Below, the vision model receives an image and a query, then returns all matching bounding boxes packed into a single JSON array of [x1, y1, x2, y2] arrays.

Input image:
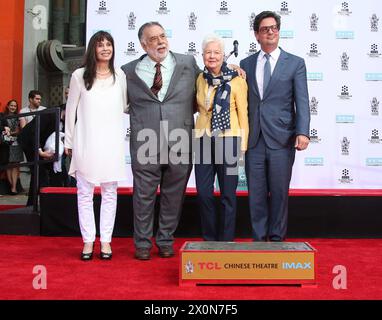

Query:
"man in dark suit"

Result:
[[240, 11, 310, 242], [121, 22, 200, 260]]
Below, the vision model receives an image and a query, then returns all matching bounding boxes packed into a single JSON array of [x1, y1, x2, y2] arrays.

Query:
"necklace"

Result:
[[96, 69, 110, 75]]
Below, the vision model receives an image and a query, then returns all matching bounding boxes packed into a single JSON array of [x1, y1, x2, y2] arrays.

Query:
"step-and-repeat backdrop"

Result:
[[87, 0, 381, 189]]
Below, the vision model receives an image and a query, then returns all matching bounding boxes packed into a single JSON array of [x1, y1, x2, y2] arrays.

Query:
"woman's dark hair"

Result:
[[4, 99, 19, 115], [253, 11, 281, 32], [82, 31, 116, 91]]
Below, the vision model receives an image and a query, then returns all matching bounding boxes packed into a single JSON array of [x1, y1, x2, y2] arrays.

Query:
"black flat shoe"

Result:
[[100, 251, 112, 260], [81, 251, 93, 261]]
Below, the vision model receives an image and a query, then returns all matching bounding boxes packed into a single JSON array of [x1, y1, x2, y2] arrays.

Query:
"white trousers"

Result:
[[76, 172, 118, 244]]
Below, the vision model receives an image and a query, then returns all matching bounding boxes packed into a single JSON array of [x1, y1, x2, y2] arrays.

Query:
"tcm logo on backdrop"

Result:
[[307, 72, 323, 81], [336, 115, 355, 123], [338, 169, 353, 184], [95, 1, 110, 15], [370, 14, 379, 32], [310, 13, 319, 31], [338, 85, 352, 99], [341, 137, 350, 156], [366, 158, 382, 166], [367, 44, 381, 58], [365, 73, 382, 81], [188, 12, 197, 30], [217, 1, 231, 15], [280, 30, 294, 39], [340, 52, 350, 71], [278, 1, 292, 16], [336, 31, 354, 39], [185, 42, 199, 57], [369, 129, 382, 144], [371, 97, 380, 116], [338, 2, 352, 16], [309, 129, 322, 144], [124, 42, 139, 56], [157, 1, 170, 15], [245, 43, 258, 56], [310, 97, 319, 115], [165, 29, 173, 39], [249, 13, 256, 31], [127, 12, 136, 30], [307, 43, 321, 57], [304, 157, 324, 166], [214, 30, 233, 39]]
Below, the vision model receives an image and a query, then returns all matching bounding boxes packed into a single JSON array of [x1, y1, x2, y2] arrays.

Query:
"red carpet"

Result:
[[0, 205, 25, 211], [0, 236, 381, 300]]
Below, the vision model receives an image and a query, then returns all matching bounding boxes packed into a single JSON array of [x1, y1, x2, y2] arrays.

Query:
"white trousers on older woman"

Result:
[[76, 172, 118, 244]]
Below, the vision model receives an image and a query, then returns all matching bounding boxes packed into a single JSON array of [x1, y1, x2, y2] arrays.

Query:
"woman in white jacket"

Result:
[[65, 31, 128, 261]]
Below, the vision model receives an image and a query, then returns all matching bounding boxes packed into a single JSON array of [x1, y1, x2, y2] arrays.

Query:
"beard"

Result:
[[146, 46, 169, 62]]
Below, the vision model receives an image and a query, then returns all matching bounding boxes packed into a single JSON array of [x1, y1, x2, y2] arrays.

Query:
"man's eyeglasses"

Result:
[[258, 25, 279, 34]]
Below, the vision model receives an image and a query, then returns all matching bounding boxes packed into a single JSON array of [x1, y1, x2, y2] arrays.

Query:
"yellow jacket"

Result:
[[195, 73, 249, 151]]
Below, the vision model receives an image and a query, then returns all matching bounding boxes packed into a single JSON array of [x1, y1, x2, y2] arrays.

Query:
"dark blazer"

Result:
[[240, 48, 310, 149], [121, 52, 200, 157], [120, 51, 201, 249]]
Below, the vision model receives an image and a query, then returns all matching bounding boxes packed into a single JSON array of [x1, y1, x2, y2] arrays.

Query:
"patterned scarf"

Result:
[[203, 62, 238, 134]]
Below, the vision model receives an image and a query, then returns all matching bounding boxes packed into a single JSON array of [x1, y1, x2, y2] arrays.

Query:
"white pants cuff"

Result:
[[76, 172, 118, 244]]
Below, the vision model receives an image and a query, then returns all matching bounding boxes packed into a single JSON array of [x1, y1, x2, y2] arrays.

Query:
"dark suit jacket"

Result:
[[240, 48, 310, 149], [121, 52, 200, 157]]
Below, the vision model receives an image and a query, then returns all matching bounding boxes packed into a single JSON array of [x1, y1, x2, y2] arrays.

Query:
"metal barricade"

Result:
[[0, 107, 61, 212]]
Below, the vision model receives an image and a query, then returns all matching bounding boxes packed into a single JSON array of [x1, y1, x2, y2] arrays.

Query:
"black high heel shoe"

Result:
[[100, 243, 112, 260], [81, 243, 94, 261], [100, 251, 112, 260], [81, 251, 93, 260]]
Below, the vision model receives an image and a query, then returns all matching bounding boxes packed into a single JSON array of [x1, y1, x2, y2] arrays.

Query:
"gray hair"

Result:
[[201, 34, 225, 53], [138, 21, 164, 43]]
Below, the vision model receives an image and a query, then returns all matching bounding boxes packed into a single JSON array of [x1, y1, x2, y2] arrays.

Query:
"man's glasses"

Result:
[[259, 25, 279, 34]]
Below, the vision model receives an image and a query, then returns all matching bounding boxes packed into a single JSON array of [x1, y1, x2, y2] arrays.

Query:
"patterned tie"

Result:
[[263, 53, 271, 97], [151, 63, 163, 97]]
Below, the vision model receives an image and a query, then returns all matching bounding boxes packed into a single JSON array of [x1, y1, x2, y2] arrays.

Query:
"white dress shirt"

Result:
[[135, 52, 176, 102], [256, 47, 281, 99]]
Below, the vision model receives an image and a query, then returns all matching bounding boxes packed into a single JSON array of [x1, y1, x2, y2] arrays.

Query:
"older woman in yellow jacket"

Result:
[[194, 34, 249, 241]]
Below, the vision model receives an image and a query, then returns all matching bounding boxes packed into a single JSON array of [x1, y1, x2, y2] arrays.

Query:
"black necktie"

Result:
[[151, 63, 162, 96]]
